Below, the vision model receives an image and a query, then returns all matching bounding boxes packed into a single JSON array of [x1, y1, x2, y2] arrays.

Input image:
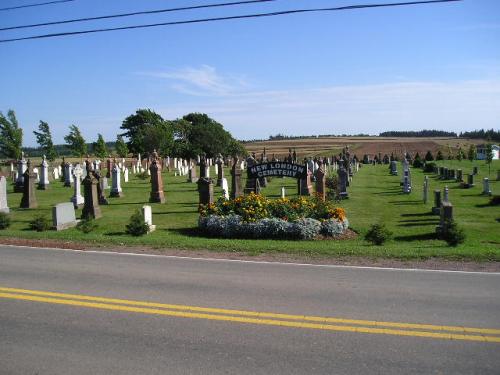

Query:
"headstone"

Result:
[[473, 166, 478, 175], [38, 155, 50, 190], [443, 186, 449, 203], [403, 175, 411, 194], [197, 177, 214, 205], [110, 162, 124, 198], [221, 178, 229, 200], [14, 154, 27, 192], [467, 173, 474, 187], [315, 161, 326, 200], [448, 169, 456, 180], [299, 170, 314, 196], [390, 160, 398, 175], [244, 155, 260, 194], [106, 157, 112, 178], [456, 169, 463, 182], [230, 157, 242, 199], [149, 151, 166, 203], [70, 163, 85, 208], [124, 168, 129, 183], [142, 205, 156, 233], [81, 161, 102, 219], [0, 176, 9, 213], [20, 160, 37, 209], [188, 167, 198, 183], [281, 187, 286, 199], [338, 167, 349, 199], [52, 202, 77, 231], [423, 176, 429, 204], [436, 201, 453, 234], [432, 190, 441, 215], [33, 167, 40, 183], [482, 178, 492, 196], [64, 163, 73, 187], [53, 168, 59, 180], [443, 167, 449, 180]]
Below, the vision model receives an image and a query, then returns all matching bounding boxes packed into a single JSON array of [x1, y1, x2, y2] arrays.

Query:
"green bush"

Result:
[[489, 195, 500, 206], [76, 218, 98, 233], [29, 214, 51, 232], [441, 219, 466, 247], [0, 212, 11, 230], [423, 162, 436, 173], [126, 210, 149, 236], [364, 223, 392, 245]]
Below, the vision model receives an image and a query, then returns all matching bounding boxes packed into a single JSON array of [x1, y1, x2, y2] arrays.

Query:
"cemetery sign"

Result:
[[247, 162, 307, 179]]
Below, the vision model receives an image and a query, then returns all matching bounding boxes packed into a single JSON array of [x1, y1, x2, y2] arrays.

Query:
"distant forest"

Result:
[[459, 129, 500, 142], [379, 130, 457, 137]]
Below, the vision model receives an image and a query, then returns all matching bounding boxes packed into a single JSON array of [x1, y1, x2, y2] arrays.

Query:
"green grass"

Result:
[[1, 160, 499, 261]]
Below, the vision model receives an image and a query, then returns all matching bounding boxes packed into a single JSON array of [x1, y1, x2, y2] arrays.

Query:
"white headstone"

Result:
[[33, 167, 40, 183], [206, 167, 210, 178], [281, 186, 286, 199], [110, 164, 123, 197], [16, 157, 27, 185], [214, 163, 219, 176], [39, 156, 50, 188], [142, 205, 156, 233], [124, 168, 129, 183], [65, 163, 73, 186], [52, 202, 77, 231], [0, 176, 9, 213], [132, 165, 137, 174], [483, 178, 491, 195], [221, 178, 229, 200], [71, 164, 84, 207]]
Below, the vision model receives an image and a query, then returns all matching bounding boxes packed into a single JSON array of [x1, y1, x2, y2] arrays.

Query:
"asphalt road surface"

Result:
[[0, 245, 499, 374]]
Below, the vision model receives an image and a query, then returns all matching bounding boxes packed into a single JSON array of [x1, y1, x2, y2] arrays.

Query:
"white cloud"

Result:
[[157, 80, 500, 139], [140, 65, 249, 96]]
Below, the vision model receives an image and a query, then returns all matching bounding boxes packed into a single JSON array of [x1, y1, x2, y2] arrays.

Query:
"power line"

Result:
[[0, 0, 462, 44], [0, 0, 75, 12], [0, 0, 278, 31]]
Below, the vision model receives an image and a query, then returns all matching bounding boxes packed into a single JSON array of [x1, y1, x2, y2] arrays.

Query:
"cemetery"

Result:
[[0, 147, 499, 261]]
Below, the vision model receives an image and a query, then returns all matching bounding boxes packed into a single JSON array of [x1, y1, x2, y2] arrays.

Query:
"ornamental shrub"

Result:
[[321, 218, 349, 237], [364, 223, 392, 245], [489, 195, 500, 206], [29, 214, 51, 232], [76, 218, 98, 233], [125, 210, 149, 236], [440, 219, 466, 247], [0, 212, 11, 230], [291, 218, 322, 240], [423, 162, 436, 173]]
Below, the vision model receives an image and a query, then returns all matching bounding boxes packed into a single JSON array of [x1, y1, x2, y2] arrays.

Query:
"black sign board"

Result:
[[247, 162, 307, 180]]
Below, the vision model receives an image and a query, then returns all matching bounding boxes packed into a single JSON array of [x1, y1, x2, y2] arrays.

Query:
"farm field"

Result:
[[1, 158, 498, 261], [244, 136, 486, 160]]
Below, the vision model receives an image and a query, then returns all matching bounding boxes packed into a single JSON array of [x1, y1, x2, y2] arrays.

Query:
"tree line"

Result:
[[459, 129, 500, 142], [379, 130, 458, 137], [0, 109, 245, 161]]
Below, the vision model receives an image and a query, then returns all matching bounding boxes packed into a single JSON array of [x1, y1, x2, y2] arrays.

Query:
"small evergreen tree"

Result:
[[467, 144, 477, 161], [485, 143, 493, 176], [456, 147, 464, 161], [436, 150, 444, 160], [93, 133, 108, 158], [64, 125, 87, 158], [413, 152, 423, 168], [447, 145, 454, 160], [33, 120, 57, 161], [424, 150, 434, 161], [115, 135, 129, 158]]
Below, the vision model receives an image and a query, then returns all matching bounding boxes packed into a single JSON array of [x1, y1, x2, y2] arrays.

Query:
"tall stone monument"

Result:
[[149, 150, 165, 203], [71, 163, 85, 208], [315, 160, 326, 201], [81, 160, 102, 219], [20, 160, 37, 209], [230, 157, 242, 199], [110, 160, 124, 198], [0, 176, 9, 213], [38, 155, 50, 190]]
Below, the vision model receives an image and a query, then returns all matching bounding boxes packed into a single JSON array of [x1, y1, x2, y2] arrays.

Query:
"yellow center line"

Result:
[[0, 287, 500, 342], [1, 292, 499, 343], [1, 286, 499, 336]]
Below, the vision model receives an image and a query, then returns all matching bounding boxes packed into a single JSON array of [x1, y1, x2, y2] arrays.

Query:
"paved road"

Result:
[[0, 245, 499, 374]]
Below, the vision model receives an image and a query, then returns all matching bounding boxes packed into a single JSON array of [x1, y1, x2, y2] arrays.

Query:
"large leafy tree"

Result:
[[142, 122, 175, 157], [93, 133, 108, 158], [0, 109, 23, 159], [173, 113, 244, 158], [64, 125, 87, 158], [115, 135, 129, 158], [120, 109, 167, 155], [33, 120, 57, 161]]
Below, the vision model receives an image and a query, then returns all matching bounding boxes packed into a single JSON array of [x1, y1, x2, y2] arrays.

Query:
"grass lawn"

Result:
[[1, 159, 499, 261]]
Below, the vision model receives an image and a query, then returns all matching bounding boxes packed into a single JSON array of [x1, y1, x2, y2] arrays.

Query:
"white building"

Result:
[[476, 144, 499, 160]]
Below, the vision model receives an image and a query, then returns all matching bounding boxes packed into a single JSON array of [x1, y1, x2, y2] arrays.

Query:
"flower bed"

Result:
[[198, 193, 349, 240]]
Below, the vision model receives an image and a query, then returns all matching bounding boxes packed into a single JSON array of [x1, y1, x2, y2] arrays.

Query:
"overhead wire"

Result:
[[0, 0, 75, 12], [0, 0, 278, 31], [0, 0, 462, 44]]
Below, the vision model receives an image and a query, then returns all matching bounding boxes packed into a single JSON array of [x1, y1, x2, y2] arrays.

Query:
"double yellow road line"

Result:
[[1, 286, 499, 343]]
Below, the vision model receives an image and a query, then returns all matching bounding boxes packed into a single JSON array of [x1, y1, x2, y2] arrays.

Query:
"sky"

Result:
[[1, 0, 499, 147]]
